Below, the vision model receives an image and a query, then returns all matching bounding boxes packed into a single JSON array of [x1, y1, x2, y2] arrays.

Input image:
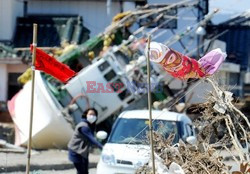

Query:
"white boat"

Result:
[[8, 71, 74, 149], [7, 46, 162, 149]]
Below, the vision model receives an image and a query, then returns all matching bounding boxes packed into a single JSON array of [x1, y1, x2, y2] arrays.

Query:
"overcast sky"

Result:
[[209, 0, 250, 24]]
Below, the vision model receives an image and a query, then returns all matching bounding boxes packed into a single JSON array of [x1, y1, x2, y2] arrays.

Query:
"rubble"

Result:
[[136, 78, 250, 174], [196, 78, 249, 162], [136, 133, 228, 174]]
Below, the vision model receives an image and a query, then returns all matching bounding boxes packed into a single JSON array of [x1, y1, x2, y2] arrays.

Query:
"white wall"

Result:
[[0, 0, 23, 40], [123, 2, 135, 12], [27, 0, 123, 37], [7, 64, 29, 73], [0, 64, 8, 101]]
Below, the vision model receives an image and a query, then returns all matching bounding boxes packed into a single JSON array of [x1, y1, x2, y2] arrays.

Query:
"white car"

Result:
[[96, 110, 196, 174]]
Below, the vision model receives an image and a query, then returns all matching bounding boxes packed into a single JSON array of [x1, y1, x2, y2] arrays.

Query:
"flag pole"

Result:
[[146, 35, 156, 174], [26, 23, 37, 174]]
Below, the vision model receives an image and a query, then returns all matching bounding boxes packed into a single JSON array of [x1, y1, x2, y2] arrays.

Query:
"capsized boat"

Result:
[[8, 1, 218, 149], [8, 71, 74, 149]]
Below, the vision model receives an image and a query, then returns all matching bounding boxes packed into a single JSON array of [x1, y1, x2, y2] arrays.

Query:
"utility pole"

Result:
[[196, 0, 209, 58], [146, 35, 156, 174]]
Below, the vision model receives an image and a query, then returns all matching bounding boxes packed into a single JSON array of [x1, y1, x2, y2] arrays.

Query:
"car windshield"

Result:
[[108, 118, 179, 145]]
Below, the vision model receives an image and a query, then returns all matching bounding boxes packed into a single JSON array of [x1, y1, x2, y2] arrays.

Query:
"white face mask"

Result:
[[87, 114, 97, 124]]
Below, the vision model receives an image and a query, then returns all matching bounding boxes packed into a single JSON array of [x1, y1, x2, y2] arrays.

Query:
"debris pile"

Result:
[[196, 78, 250, 162], [136, 133, 228, 174], [136, 78, 250, 174]]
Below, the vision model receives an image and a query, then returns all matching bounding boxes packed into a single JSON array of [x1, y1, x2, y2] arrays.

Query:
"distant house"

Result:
[[207, 10, 250, 97]]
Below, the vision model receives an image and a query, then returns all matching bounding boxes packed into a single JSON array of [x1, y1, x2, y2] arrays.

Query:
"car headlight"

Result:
[[101, 153, 116, 165]]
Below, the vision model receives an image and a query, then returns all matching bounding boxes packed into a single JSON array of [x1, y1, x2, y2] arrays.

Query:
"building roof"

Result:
[[13, 15, 90, 48], [206, 10, 250, 70], [118, 110, 191, 122], [219, 10, 250, 27], [0, 15, 90, 63], [0, 43, 17, 58], [0, 43, 23, 64]]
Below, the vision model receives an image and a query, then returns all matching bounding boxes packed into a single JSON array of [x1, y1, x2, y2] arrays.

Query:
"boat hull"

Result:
[[8, 72, 74, 149]]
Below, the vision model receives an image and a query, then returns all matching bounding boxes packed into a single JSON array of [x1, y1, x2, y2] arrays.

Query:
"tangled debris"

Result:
[[136, 133, 228, 174], [136, 78, 250, 174], [197, 78, 250, 162]]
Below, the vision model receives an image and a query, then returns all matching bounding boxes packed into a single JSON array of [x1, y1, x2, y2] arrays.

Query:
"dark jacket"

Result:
[[68, 119, 103, 159]]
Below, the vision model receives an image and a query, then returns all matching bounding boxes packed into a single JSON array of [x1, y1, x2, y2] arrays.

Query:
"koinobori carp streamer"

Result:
[[147, 42, 227, 79]]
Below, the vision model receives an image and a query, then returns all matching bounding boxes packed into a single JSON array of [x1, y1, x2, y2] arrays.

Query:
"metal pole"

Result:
[[197, 0, 201, 58], [26, 23, 37, 174], [146, 35, 156, 174]]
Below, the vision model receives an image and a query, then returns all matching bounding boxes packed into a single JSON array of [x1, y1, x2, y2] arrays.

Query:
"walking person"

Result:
[[68, 108, 103, 174]]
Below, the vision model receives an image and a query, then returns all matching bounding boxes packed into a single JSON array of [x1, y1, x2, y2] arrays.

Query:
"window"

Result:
[[118, 90, 130, 100], [8, 73, 22, 100], [98, 61, 110, 72], [104, 70, 116, 81], [109, 118, 179, 144]]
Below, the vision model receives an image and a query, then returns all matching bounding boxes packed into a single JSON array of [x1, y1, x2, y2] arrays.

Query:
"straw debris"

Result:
[[136, 78, 250, 174]]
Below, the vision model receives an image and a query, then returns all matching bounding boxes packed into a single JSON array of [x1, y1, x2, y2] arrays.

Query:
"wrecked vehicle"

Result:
[[96, 110, 196, 174]]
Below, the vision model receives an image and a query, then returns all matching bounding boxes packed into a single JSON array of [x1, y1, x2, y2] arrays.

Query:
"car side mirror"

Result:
[[186, 136, 197, 145], [96, 131, 108, 140]]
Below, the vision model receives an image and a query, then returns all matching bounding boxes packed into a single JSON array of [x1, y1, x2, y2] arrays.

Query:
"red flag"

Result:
[[30, 45, 76, 83]]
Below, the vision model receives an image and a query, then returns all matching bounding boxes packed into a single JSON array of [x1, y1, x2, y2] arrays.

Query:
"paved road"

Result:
[[0, 148, 243, 173], [0, 149, 100, 174], [6, 168, 97, 174]]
